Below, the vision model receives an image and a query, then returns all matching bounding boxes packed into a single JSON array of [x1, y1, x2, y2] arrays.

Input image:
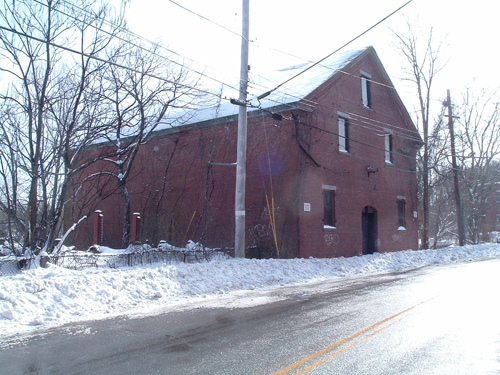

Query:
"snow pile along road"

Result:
[[0, 243, 499, 338]]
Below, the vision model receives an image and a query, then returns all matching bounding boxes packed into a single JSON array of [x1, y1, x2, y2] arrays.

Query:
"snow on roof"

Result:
[[253, 48, 366, 110], [159, 47, 367, 130], [90, 49, 369, 145]]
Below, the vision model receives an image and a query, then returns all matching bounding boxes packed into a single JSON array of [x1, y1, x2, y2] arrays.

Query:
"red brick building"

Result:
[[67, 47, 422, 258]]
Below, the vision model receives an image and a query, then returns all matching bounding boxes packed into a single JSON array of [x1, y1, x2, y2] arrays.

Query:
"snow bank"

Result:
[[0, 244, 499, 338]]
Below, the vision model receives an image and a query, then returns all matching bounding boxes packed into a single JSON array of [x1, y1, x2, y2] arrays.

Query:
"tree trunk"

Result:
[[120, 181, 131, 248]]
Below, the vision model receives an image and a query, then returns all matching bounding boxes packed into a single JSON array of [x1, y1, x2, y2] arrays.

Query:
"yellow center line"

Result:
[[294, 317, 405, 375], [271, 300, 431, 375]]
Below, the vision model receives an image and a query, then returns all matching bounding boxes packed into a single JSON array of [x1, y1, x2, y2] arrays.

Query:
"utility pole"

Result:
[[234, 0, 249, 258], [444, 89, 466, 246]]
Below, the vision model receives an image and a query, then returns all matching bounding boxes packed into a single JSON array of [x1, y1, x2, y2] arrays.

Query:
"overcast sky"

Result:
[[126, 0, 499, 116]]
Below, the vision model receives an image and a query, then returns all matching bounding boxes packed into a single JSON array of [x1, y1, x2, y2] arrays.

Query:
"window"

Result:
[[397, 197, 406, 229], [361, 71, 371, 108], [338, 114, 349, 153], [497, 214, 500, 227], [496, 190, 500, 203], [385, 131, 393, 164], [323, 185, 336, 228]]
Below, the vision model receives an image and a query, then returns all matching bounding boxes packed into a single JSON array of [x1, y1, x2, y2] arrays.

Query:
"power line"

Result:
[[266, 101, 422, 144], [253, 116, 417, 177], [167, 0, 249, 42], [260, 92, 422, 142], [256, 0, 413, 99], [343, 112, 422, 140], [0, 24, 225, 101], [248, 53, 398, 104], [243, 55, 424, 143], [34, 0, 242, 96], [45, 0, 414, 124], [248, 112, 418, 173], [2, 0, 422, 146], [157, 0, 407, 104], [293, 117, 418, 163], [250, 109, 417, 163], [252, 92, 423, 144]]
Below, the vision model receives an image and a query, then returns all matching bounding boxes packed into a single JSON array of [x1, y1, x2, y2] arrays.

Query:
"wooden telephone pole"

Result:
[[444, 90, 466, 246], [234, 0, 249, 258]]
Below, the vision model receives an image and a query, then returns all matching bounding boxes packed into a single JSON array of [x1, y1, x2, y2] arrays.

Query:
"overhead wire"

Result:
[[156, 1, 421, 143], [256, 0, 414, 98], [167, 0, 250, 42], [293, 118, 418, 163], [160, 0, 414, 108], [252, 104, 420, 165], [165, 0, 404, 119], [0, 24, 224, 101], [245, 47, 399, 112], [7, 0, 423, 146], [252, 93, 423, 144], [345, 111, 422, 140], [251, 114, 418, 174], [120, 2, 461, 172], [0, 1, 431, 182], [244, 60, 424, 143], [35, 0, 242, 97], [45, 0, 420, 140]]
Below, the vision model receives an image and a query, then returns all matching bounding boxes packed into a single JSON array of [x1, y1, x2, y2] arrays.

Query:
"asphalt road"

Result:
[[1, 258, 500, 375]]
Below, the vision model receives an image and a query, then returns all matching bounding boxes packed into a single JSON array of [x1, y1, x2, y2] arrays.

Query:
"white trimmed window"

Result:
[[361, 71, 371, 108], [338, 112, 349, 153], [385, 130, 393, 164]]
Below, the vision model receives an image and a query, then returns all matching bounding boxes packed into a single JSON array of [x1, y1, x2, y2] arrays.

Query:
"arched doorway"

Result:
[[362, 206, 377, 255]]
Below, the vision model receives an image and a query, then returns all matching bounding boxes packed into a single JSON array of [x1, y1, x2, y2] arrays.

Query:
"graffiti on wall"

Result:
[[248, 205, 280, 243], [248, 223, 273, 239], [324, 233, 340, 247]]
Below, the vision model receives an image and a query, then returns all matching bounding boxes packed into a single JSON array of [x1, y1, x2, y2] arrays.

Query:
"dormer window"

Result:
[[361, 71, 372, 108]]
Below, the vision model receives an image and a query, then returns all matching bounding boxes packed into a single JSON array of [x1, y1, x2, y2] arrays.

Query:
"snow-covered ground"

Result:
[[1, 243, 499, 339]]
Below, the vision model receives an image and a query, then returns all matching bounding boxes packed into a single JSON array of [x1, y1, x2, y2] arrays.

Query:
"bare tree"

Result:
[[0, 102, 25, 251], [422, 113, 455, 248], [428, 171, 456, 248], [417, 89, 500, 246], [455, 88, 500, 243], [0, 0, 128, 253], [393, 22, 445, 249], [98, 40, 203, 248]]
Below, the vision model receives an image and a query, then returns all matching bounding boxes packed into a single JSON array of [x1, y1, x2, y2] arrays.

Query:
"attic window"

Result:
[[361, 71, 372, 108]]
